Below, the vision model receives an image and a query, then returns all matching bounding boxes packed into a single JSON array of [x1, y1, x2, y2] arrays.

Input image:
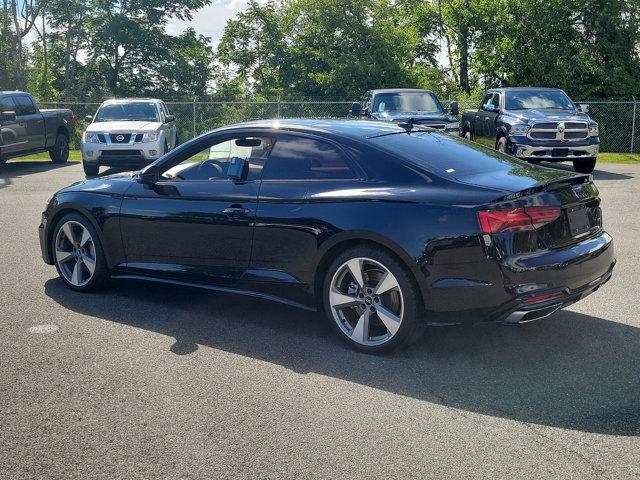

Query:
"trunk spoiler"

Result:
[[500, 173, 592, 201]]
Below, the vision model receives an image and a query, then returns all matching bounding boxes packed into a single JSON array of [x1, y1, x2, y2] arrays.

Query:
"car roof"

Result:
[[0, 90, 31, 96], [100, 98, 162, 104], [369, 88, 436, 95], [488, 87, 564, 93], [231, 118, 408, 140]]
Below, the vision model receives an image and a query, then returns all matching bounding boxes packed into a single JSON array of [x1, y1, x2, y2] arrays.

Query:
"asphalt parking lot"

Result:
[[1, 160, 639, 479]]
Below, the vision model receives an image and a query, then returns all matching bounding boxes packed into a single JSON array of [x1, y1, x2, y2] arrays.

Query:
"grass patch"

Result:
[[597, 153, 640, 164], [8, 150, 82, 162]]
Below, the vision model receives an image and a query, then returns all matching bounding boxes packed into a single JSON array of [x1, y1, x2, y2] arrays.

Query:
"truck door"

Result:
[[14, 95, 45, 151], [475, 93, 499, 147], [473, 93, 493, 145], [0, 96, 26, 156]]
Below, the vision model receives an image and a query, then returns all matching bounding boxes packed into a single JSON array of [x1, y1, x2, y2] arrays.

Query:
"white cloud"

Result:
[[165, 0, 250, 43]]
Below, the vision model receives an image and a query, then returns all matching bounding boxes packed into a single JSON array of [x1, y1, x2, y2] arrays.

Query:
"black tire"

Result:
[[323, 245, 425, 354], [51, 213, 109, 292], [496, 136, 508, 153], [49, 133, 69, 164], [83, 161, 99, 177], [163, 140, 168, 156], [175, 133, 179, 147], [573, 157, 597, 174], [463, 130, 472, 141]]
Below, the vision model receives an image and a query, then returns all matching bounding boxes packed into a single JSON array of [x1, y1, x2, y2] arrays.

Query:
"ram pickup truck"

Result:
[[0, 91, 76, 164], [461, 87, 599, 173], [350, 88, 460, 133], [81, 98, 178, 176]]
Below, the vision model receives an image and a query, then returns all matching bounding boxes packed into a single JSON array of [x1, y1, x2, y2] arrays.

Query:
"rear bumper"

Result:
[[497, 231, 615, 322]]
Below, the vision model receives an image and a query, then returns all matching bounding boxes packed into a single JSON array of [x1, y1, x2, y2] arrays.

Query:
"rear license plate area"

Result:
[[552, 148, 569, 157], [567, 204, 591, 236]]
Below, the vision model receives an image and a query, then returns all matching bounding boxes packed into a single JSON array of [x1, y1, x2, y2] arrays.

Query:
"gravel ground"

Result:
[[0, 160, 639, 479]]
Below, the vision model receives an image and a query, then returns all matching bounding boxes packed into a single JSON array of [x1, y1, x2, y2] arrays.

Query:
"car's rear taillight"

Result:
[[478, 206, 561, 234]]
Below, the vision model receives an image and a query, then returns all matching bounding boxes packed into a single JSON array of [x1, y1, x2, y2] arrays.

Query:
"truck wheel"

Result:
[[496, 136, 508, 153], [49, 133, 70, 164], [464, 131, 472, 141], [573, 158, 597, 174], [83, 161, 99, 177]]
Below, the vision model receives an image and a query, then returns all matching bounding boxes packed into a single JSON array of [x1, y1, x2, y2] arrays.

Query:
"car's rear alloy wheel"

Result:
[[53, 214, 108, 292], [324, 247, 424, 353]]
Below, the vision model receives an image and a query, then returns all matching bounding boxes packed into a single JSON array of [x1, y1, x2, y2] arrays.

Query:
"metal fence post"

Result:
[[192, 98, 197, 138], [631, 96, 637, 154], [277, 97, 281, 119]]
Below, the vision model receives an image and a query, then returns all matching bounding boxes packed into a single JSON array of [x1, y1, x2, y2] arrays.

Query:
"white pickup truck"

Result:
[[81, 98, 178, 176]]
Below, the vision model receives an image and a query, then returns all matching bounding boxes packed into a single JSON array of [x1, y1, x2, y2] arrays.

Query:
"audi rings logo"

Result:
[[115, 134, 125, 142]]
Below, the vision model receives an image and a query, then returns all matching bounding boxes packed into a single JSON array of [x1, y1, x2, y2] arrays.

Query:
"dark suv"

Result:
[[350, 89, 460, 133], [460, 88, 599, 173]]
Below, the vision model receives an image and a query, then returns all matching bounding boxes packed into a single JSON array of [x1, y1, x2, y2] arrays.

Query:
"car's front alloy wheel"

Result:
[[53, 214, 108, 291], [324, 247, 424, 353]]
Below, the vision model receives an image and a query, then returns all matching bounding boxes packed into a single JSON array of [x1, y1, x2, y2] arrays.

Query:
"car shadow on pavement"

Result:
[[538, 161, 634, 181], [0, 161, 77, 189], [45, 278, 640, 437]]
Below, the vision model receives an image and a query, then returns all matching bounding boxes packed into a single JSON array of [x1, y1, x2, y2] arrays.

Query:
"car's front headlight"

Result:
[[589, 122, 599, 137], [509, 123, 530, 136], [445, 122, 459, 130], [83, 132, 100, 144], [142, 132, 159, 142]]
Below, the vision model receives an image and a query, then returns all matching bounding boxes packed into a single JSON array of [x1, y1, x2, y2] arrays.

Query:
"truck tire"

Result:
[[83, 161, 99, 177], [496, 136, 508, 153], [49, 133, 70, 164], [573, 157, 597, 174]]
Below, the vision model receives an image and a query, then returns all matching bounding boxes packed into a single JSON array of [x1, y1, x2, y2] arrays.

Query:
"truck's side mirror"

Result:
[[350, 101, 362, 116], [84, 115, 93, 123], [482, 103, 498, 113], [449, 101, 459, 116], [578, 103, 589, 113], [1, 110, 17, 122], [164, 115, 175, 123]]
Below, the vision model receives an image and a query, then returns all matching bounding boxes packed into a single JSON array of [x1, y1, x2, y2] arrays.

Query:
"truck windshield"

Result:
[[94, 102, 158, 122], [373, 92, 442, 114], [505, 90, 575, 111]]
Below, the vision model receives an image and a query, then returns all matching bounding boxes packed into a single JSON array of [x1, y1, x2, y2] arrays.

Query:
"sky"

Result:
[[165, 0, 250, 47]]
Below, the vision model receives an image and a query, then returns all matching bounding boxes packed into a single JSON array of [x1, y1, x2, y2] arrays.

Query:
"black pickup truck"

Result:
[[350, 88, 460, 133], [0, 91, 76, 164], [460, 88, 599, 173]]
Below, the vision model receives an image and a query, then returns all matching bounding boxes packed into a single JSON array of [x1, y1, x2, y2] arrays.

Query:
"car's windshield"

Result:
[[94, 102, 158, 122], [505, 90, 575, 111], [373, 92, 442, 114]]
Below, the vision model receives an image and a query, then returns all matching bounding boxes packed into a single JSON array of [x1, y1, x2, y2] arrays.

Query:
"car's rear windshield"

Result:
[[505, 90, 575, 111], [370, 131, 529, 177], [95, 102, 158, 122]]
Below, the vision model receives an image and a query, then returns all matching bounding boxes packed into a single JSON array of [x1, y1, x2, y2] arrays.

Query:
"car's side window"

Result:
[[480, 93, 493, 110], [491, 93, 501, 109], [262, 135, 356, 181], [14, 96, 37, 116], [163, 136, 274, 182], [0, 96, 16, 113]]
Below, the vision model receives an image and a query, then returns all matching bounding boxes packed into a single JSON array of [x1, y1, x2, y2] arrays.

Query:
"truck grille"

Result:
[[108, 133, 132, 144], [529, 121, 588, 141]]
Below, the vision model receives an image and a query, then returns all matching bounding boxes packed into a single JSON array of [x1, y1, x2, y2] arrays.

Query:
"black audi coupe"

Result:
[[39, 119, 615, 353]]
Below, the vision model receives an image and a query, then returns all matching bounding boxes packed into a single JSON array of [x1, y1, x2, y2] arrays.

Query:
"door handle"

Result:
[[223, 205, 250, 216]]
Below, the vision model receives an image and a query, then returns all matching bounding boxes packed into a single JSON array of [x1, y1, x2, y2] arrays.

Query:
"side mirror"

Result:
[[1, 110, 17, 122], [227, 157, 248, 181], [136, 164, 160, 187], [449, 101, 459, 116], [164, 115, 175, 123], [483, 103, 498, 113], [84, 115, 93, 123], [350, 101, 362, 116], [578, 103, 589, 113]]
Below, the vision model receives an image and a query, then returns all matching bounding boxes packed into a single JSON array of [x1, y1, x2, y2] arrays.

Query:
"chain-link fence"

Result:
[[41, 98, 639, 153]]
